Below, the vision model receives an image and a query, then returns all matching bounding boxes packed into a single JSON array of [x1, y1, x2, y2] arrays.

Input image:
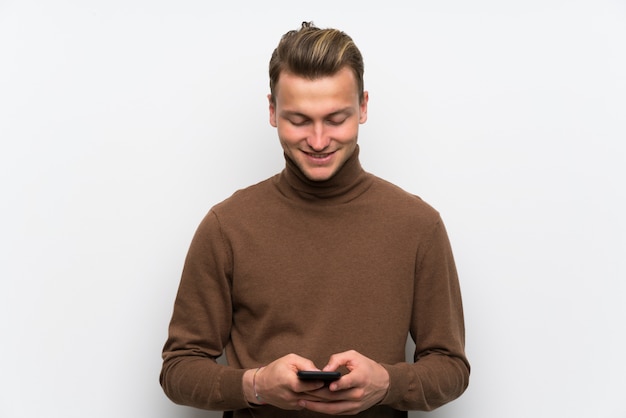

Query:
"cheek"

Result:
[[333, 124, 360, 142], [277, 125, 304, 145]]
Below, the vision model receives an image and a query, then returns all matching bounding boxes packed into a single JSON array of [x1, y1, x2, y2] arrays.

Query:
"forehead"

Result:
[[274, 67, 360, 110]]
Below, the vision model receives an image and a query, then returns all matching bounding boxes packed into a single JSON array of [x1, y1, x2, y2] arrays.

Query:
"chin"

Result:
[[302, 167, 338, 182]]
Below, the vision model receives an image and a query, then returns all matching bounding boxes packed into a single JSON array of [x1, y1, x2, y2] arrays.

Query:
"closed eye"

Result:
[[326, 118, 347, 126], [288, 118, 311, 127]]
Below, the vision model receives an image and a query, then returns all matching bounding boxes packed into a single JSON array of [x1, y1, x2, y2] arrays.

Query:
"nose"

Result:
[[306, 123, 330, 151]]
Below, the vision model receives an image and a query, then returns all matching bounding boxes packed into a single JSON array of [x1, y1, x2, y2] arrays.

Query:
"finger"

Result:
[[323, 349, 359, 372], [328, 374, 358, 392], [294, 380, 326, 394], [300, 399, 361, 415], [284, 353, 320, 372]]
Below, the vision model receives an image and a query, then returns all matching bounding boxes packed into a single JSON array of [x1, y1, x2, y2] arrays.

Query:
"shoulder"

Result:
[[367, 173, 441, 221], [208, 174, 279, 218]]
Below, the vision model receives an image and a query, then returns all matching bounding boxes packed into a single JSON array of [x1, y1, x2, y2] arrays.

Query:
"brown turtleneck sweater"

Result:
[[160, 147, 469, 417]]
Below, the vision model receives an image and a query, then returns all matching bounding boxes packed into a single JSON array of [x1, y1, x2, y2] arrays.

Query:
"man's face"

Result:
[[269, 66, 368, 182]]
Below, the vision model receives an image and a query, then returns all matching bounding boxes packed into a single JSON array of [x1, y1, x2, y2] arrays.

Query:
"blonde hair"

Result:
[[269, 22, 365, 104]]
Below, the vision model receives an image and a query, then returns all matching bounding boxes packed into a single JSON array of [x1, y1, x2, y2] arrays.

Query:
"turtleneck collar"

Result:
[[275, 145, 373, 204]]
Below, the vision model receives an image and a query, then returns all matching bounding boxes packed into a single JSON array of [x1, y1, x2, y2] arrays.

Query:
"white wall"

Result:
[[1, 1, 625, 417]]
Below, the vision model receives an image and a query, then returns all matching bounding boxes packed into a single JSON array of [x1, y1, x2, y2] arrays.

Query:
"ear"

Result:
[[359, 91, 369, 124], [268, 94, 277, 127]]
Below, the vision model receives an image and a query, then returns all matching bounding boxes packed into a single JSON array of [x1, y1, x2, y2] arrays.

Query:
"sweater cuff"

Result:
[[218, 368, 249, 409], [379, 363, 412, 406]]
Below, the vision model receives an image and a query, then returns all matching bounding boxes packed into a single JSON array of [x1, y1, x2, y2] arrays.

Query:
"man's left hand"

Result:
[[297, 350, 390, 415]]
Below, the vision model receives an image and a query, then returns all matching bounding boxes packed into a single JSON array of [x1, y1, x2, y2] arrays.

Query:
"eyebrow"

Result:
[[280, 107, 354, 119]]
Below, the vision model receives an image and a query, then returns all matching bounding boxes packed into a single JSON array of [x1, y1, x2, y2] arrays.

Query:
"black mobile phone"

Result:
[[297, 371, 341, 382]]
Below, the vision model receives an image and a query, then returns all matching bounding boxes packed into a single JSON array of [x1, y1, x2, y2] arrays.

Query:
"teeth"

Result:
[[308, 152, 330, 158]]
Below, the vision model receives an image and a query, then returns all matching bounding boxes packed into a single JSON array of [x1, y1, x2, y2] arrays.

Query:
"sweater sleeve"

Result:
[[381, 217, 470, 411], [159, 210, 249, 411]]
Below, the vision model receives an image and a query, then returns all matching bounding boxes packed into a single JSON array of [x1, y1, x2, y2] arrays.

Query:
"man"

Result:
[[160, 22, 469, 417]]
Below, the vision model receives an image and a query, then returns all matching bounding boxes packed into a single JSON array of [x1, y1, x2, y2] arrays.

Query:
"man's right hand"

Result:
[[243, 353, 326, 410]]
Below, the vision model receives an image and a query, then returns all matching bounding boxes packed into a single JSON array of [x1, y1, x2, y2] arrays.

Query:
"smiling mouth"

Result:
[[305, 151, 335, 158]]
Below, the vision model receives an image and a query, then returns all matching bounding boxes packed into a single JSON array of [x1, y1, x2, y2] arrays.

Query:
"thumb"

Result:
[[322, 350, 353, 371]]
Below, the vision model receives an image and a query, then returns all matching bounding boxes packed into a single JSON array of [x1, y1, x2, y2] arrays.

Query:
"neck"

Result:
[[277, 145, 372, 204]]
